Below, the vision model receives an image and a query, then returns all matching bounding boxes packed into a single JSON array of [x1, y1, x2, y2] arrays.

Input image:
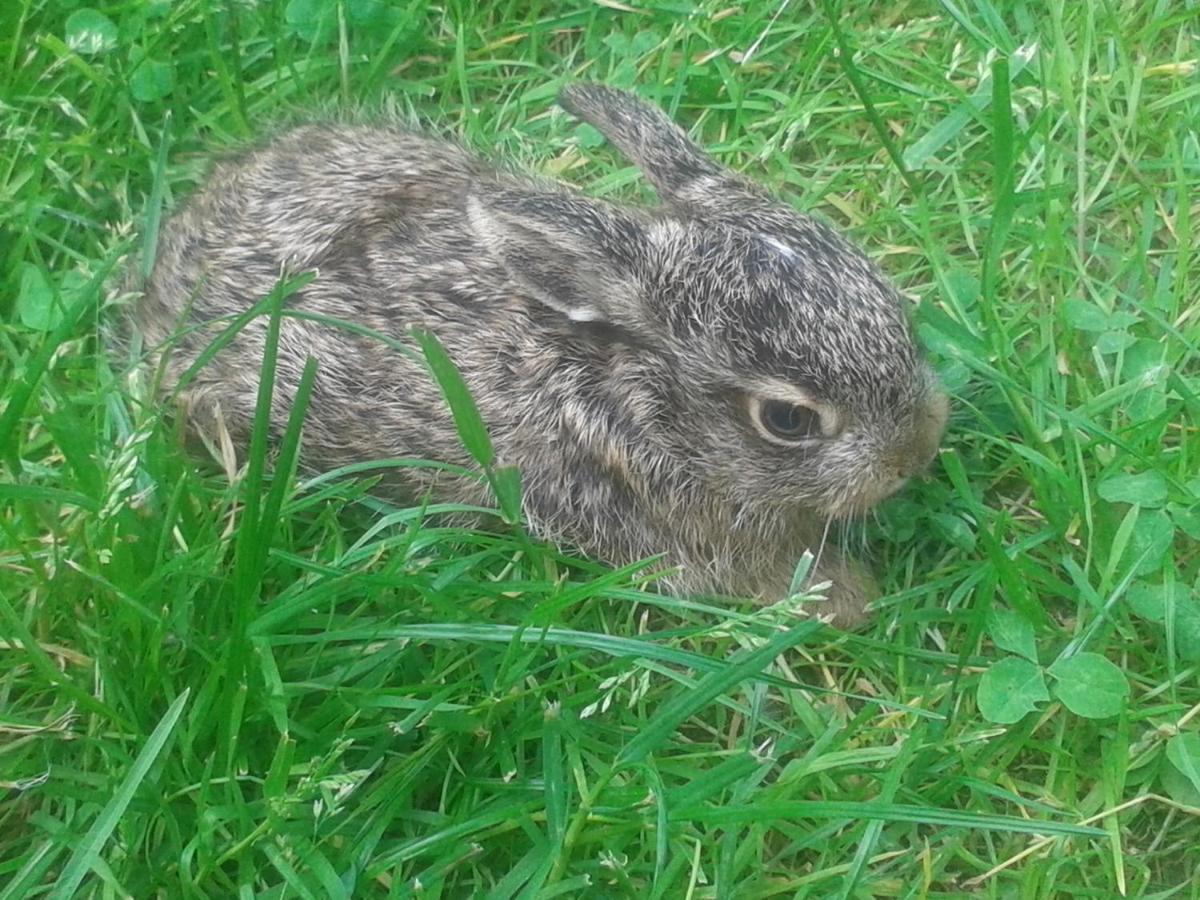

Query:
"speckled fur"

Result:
[[130, 84, 948, 627]]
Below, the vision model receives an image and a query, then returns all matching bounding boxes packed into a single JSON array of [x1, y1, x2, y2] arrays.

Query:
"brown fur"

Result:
[[128, 85, 949, 627]]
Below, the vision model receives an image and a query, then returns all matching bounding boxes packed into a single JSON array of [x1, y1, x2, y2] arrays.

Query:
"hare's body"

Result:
[[135, 86, 948, 626]]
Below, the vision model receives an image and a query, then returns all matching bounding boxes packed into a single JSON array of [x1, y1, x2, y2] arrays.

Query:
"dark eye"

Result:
[[758, 400, 823, 442]]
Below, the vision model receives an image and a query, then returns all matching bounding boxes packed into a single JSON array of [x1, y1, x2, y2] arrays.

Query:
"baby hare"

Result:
[[133, 84, 948, 626]]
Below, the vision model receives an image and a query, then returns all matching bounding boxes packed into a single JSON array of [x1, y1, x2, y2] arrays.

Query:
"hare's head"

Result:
[[468, 85, 948, 522]]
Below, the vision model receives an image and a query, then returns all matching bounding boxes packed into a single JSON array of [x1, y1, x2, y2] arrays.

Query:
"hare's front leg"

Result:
[[805, 553, 880, 629]]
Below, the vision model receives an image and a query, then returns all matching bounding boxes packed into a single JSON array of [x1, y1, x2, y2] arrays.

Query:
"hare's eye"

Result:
[[756, 399, 823, 443]]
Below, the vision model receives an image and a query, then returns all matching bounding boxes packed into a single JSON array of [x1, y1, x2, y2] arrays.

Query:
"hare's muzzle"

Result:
[[835, 388, 950, 518]]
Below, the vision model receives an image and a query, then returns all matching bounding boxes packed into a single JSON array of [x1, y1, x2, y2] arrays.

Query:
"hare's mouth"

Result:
[[825, 475, 911, 520]]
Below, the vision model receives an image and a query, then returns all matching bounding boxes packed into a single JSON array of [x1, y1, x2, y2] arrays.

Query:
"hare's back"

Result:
[[140, 126, 489, 337]]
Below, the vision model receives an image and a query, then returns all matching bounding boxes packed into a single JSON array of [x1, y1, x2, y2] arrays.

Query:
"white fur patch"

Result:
[[762, 235, 796, 259], [566, 307, 603, 322]]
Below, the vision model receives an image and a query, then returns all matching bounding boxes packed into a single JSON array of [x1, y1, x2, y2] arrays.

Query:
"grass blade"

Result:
[[47, 689, 190, 900], [616, 621, 824, 766], [672, 801, 1106, 838], [414, 327, 494, 468], [0, 251, 121, 472], [139, 112, 171, 281]]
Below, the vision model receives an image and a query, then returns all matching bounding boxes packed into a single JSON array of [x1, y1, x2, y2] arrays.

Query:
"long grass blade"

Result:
[[47, 690, 190, 900]]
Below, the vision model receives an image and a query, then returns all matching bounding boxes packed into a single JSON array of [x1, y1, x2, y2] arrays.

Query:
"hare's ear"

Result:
[[467, 191, 655, 327], [558, 83, 768, 214]]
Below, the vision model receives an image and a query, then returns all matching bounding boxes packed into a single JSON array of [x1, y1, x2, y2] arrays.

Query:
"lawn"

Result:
[[2, 0, 1199, 896]]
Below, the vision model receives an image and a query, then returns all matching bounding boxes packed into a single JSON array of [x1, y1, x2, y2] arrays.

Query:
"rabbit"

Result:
[[130, 84, 949, 628]]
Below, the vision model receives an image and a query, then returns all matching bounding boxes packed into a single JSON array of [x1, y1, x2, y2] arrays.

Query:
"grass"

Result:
[[2, 0, 1199, 895]]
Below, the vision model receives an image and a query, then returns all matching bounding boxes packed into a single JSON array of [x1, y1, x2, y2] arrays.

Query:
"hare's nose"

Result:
[[881, 392, 948, 479], [910, 390, 949, 471]]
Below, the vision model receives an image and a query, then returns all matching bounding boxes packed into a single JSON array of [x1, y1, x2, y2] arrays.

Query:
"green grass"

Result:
[[3, 0, 1199, 896]]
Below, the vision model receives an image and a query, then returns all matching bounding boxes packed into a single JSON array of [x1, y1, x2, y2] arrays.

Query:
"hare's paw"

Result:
[[808, 556, 879, 630]]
